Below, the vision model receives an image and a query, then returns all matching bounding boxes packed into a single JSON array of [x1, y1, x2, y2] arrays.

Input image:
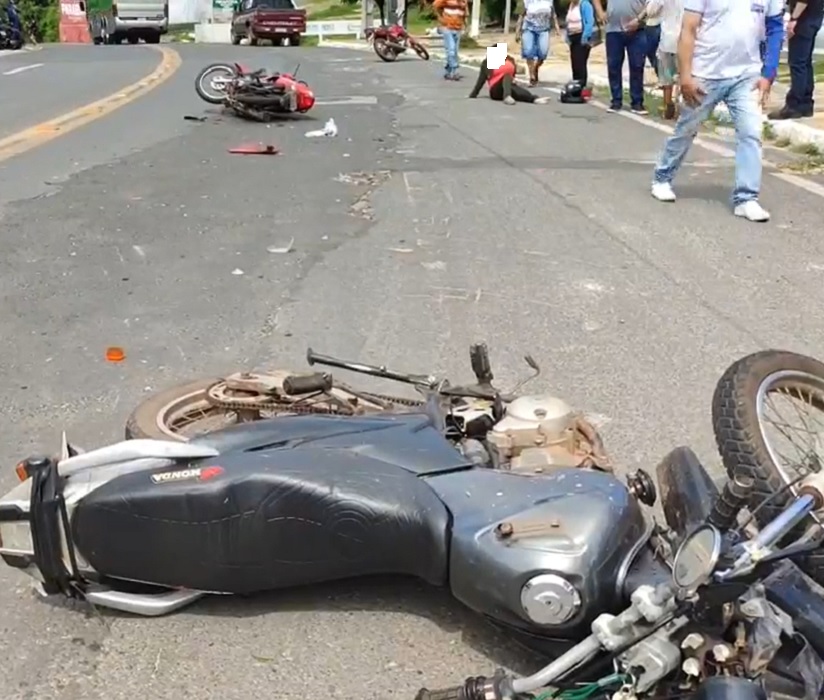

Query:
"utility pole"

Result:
[[503, 0, 511, 33], [469, 0, 480, 37]]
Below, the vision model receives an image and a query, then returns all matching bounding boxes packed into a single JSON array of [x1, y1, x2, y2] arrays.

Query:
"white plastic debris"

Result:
[[305, 118, 338, 138], [266, 237, 295, 254], [231, 268, 244, 275]]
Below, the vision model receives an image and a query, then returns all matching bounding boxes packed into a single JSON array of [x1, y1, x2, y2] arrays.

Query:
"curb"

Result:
[[319, 39, 824, 149]]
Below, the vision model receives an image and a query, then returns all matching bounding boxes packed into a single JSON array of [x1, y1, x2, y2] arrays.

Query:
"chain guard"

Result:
[[203, 377, 423, 416]]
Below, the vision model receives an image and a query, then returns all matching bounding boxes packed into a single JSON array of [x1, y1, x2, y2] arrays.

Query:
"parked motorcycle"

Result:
[[0, 0, 24, 50], [193, 61, 315, 121], [366, 22, 430, 62]]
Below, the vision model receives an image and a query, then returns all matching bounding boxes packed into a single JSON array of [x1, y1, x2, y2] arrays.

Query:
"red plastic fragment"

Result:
[[228, 143, 279, 155]]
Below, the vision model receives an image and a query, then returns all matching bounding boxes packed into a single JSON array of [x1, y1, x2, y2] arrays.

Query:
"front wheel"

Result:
[[411, 40, 429, 60], [712, 349, 824, 582], [194, 62, 237, 104]]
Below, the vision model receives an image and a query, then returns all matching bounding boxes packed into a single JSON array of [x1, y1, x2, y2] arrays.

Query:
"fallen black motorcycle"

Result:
[[2, 347, 824, 700]]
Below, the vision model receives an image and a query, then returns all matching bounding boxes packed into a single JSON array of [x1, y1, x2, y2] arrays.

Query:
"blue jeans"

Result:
[[605, 30, 647, 109], [441, 28, 462, 76], [644, 23, 660, 73], [521, 27, 550, 61], [653, 73, 763, 205], [786, 14, 824, 112]]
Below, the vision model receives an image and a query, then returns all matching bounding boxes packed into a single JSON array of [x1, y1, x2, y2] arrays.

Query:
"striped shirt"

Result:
[[434, 0, 468, 30]]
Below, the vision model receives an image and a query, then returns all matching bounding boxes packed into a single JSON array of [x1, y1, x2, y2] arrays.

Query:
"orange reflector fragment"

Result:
[[15, 462, 28, 482], [106, 346, 126, 363]]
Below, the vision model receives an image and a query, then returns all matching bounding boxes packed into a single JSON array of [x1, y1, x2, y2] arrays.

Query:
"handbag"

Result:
[[586, 26, 603, 46]]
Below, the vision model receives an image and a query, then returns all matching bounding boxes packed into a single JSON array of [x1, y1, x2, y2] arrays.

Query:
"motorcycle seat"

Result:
[[71, 431, 455, 595]]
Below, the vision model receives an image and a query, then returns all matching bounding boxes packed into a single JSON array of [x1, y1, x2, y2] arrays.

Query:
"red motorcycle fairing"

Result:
[[272, 74, 315, 112]]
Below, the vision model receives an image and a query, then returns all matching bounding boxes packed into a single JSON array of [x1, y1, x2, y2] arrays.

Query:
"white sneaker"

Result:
[[534, 96, 551, 104], [651, 182, 676, 202], [503, 96, 515, 105], [733, 200, 770, 222]]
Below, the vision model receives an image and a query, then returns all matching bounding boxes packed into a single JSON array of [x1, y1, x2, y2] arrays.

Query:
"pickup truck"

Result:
[[230, 0, 307, 46]]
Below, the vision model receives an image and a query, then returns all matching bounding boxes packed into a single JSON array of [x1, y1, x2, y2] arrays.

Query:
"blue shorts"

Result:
[[521, 27, 550, 61]]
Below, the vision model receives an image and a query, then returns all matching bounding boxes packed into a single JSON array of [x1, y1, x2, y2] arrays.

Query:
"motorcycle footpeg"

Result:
[[414, 687, 465, 700]]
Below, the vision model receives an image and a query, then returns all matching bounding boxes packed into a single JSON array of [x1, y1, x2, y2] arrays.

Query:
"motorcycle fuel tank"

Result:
[[427, 467, 649, 638]]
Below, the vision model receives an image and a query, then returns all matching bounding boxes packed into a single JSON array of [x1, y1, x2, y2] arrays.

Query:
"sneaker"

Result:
[[504, 95, 515, 105], [651, 182, 676, 202], [607, 104, 621, 113], [631, 106, 649, 116], [734, 200, 770, 222], [534, 96, 551, 104]]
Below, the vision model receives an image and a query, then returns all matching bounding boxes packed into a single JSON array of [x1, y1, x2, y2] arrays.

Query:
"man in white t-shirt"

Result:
[[649, 0, 784, 222]]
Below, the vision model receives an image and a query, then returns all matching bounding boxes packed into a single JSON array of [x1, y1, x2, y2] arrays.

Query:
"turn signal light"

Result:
[[15, 461, 28, 482]]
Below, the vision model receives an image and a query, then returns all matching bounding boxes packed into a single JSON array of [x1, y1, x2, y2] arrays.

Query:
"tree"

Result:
[[16, 0, 59, 42]]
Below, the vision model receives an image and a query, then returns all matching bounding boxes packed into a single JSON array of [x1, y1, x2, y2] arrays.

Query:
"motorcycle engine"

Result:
[[487, 394, 587, 472]]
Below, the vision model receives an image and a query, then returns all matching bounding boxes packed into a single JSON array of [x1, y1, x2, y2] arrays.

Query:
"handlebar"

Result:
[[305, 347, 517, 401]]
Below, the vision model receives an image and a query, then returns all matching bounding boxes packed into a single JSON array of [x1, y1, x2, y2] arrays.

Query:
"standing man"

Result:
[[433, 0, 468, 81], [605, 0, 650, 113], [769, 0, 823, 118], [650, 0, 784, 222]]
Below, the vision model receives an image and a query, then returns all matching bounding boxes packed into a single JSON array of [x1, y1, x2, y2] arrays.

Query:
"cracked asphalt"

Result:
[[2, 41, 824, 700]]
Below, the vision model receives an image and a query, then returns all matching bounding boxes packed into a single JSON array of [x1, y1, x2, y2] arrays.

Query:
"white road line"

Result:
[[2, 63, 43, 76]]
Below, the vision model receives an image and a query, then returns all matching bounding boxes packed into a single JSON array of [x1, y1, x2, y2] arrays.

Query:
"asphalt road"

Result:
[[2, 41, 824, 700], [0, 45, 162, 140]]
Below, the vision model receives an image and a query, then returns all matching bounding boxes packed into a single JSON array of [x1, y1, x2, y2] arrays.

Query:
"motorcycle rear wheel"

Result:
[[195, 63, 237, 104], [373, 38, 399, 62], [126, 377, 420, 442], [712, 349, 824, 583]]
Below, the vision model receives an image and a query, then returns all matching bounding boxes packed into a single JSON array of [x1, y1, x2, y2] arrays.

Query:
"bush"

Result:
[[16, 0, 59, 42]]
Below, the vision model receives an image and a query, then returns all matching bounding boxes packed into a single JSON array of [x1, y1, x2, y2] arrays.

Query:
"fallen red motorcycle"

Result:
[[366, 23, 430, 62], [194, 62, 315, 121]]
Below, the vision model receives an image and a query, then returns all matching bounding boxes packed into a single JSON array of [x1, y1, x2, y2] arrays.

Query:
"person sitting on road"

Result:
[[468, 52, 551, 104]]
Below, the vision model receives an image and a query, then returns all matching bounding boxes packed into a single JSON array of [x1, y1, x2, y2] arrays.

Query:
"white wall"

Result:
[[169, 0, 211, 25]]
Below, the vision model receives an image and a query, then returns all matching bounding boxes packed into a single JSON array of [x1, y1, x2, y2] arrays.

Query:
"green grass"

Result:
[[308, 2, 359, 19], [777, 58, 824, 82]]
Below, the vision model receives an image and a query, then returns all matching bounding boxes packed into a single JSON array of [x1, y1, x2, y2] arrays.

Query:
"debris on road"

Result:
[[228, 143, 279, 155], [266, 237, 295, 254], [231, 268, 244, 275], [305, 118, 338, 138], [184, 115, 207, 122]]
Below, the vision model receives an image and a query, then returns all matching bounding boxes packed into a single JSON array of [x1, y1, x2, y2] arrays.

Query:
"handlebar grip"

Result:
[[282, 372, 332, 396], [414, 687, 465, 700]]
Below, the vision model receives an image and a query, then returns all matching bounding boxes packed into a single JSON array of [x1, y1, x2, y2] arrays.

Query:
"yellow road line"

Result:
[[0, 45, 181, 163]]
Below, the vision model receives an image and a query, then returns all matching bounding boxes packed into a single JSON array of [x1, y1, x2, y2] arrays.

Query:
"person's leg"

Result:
[[521, 28, 538, 83], [799, 16, 823, 112], [442, 29, 457, 77], [626, 29, 647, 111], [534, 29, 549, 83], [605, 31, 625, 110], [510, 81, 538, 102], [569, 33, 584, 81], [784, 31, 813, 113], [454, 29, 463, 77], [645, 24, 660, 75], [580, 44, 590, 87], [658, 51, 677, 118], [723, 75, 769, 219], [489, 81, 505, 101], [652, 78, 724, 196]]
